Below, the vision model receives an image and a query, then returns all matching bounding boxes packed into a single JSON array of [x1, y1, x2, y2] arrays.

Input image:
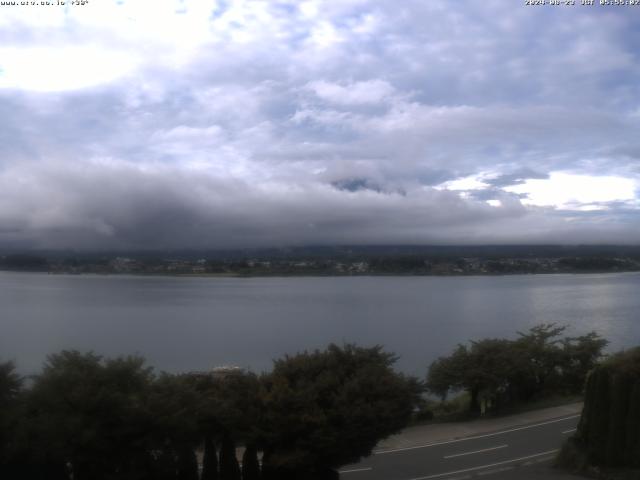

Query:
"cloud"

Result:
[[1, 158, 639, 250], [485, 169, 549, 187], [306, 80, 396, 105], [504, 173, 639, 210], [0, 46, 138, 92], [0, 0, 639, 249], [0, 159, 534, 249]]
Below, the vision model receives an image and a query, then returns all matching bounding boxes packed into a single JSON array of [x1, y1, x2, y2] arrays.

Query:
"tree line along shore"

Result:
[[2, 251, 640, 276]]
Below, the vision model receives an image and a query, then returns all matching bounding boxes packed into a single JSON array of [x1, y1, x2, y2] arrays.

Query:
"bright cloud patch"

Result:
[[504, 173, 638, 210], [0, 47, 137, 92], [437, 175, 489, 191]]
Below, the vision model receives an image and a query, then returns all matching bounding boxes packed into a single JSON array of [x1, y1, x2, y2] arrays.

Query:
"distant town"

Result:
[[2, 245, 640, 276]]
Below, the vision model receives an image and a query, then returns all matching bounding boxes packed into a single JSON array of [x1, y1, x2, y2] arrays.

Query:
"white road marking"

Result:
[[562, 428, 577, 434], [443, 444, 508, 459], [533, 456, 553, 464], [408, 449, 559, 480], [375, 415, 579, 455], [339, 467, 373, 474], [477, 466, 514, 476]]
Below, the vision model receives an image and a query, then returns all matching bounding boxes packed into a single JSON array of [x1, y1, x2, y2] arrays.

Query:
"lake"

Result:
[[1, 272, 639, 376]]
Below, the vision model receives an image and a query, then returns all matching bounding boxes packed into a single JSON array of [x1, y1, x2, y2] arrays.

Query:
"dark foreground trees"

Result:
[[260, 344, 421, 479], [0, 344, 420, 480], [0, 362, 22, 479], [22, 351, 158, 480], [426, 324, 608, 414], [558, 347, 640, 472]]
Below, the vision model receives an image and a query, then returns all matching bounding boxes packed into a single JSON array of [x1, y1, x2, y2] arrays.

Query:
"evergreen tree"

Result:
[[151, 448, 178, 480], [177, 447, 199, 480], [241, 444, 260, 480], [0, 361, 22, 478], [605, 371, 632, 465], [219, 434, 241, 480], [624, 383, 640, 467], [585, 366, 611, 464], [573, 347, 640, 469], [202, 435, 219, 480]]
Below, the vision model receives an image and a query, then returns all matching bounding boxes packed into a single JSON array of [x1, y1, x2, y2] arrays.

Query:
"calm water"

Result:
[[1, 272, 639, 376]]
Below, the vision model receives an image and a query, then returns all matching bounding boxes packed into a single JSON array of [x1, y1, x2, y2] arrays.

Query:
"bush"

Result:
[[260, 344, 421, 475], [561, 347, 640, 475]]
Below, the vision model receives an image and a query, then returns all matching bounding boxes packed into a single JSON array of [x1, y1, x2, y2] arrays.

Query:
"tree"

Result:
[[426, 345, 468, 401], [177, 447, 199, 480], [561, 332, 608, 393], [0, 361, 21, 405], [259, 344, 421, 478], [219, 434, 241, 480], [0, 362, 23, 477], [563, 347, 640, 470], [186, 368, 262, 455], [242, 444, 261, 480], [206, 370, 262, 441], [426, 325, 608, 414], [466, 339, 519, 413], [185, 368, 261, 480], [511, 323, 567, 400], [427, 340, 518, 413], [25, 351, 155, 480], [201, 435, 219, 480], [146, 373, 203, 479]]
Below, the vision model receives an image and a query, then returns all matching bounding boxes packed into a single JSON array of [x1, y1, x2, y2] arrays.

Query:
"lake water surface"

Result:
[[2, 272, 639, 376]]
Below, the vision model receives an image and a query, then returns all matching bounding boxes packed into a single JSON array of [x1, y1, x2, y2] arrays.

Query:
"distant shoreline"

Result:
[[2, 268, 639, 279], [3, 248, 640, 278]]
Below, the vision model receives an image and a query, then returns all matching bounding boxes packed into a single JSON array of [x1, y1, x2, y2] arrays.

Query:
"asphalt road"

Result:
[[339, 414, 580, 480]]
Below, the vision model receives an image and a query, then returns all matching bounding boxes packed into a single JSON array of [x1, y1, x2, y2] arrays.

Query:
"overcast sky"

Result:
[[1, 0, 639, 250]]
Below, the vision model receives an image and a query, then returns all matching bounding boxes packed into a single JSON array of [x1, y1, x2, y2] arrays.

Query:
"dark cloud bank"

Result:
[[1, 0, 640, 250]]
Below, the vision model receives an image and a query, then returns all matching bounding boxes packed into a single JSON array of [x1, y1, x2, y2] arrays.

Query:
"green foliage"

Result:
[[560, 331, 609, 393], [624, 382, 640, 466], [147, 373, 201, 447], [426, 345, 468, 400], [513, 323, 567, 396], [260, 344, 421, 474], [428, 391, 471, 419], [0, 362, 22, 476], [0, 361, 21, 406], [1, 343, 421, 478], [573, 347, 640, 469], [426, 324, 607, 414], [25, 351, 156, 480]]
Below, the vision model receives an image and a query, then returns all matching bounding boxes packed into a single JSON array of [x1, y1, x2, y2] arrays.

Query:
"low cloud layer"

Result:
[[1, 0, 639, 249]]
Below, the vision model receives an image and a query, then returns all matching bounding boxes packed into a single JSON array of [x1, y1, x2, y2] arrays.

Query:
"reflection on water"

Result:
[[1, 272, 639, 375]]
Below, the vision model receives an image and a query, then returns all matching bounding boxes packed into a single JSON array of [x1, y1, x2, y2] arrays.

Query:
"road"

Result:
[[339, 414, 580, 480]]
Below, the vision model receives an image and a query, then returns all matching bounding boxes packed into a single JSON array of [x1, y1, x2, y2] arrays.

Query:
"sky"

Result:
[[1, 0, 640, 250]]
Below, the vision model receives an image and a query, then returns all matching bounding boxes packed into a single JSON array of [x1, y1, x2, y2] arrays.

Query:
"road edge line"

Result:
[[375, 415, 579, 455], [409, 449, 559, 480]]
